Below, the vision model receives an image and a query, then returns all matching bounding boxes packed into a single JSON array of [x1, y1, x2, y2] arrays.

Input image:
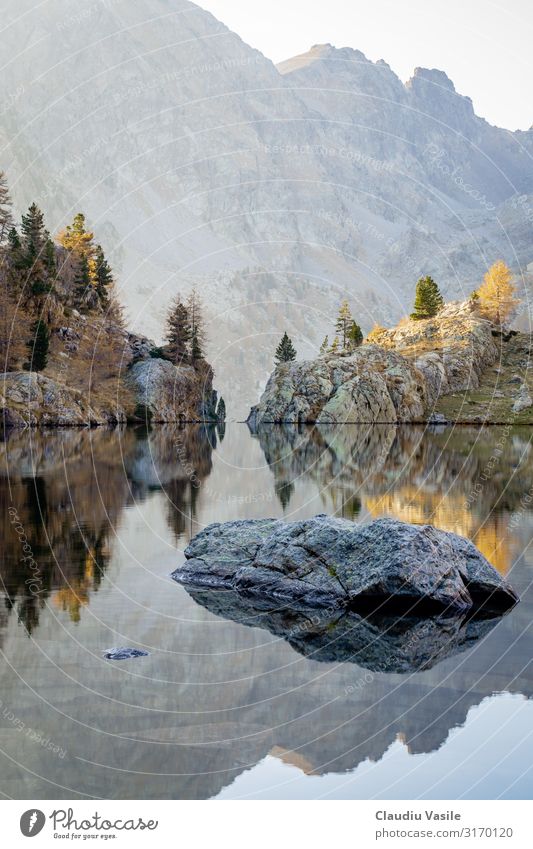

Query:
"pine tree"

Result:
[[319, 335, 329, 355], [410, 276, 443, 320], [274, 331, 297, 364], [216, 396, 226, 421], [347, 320, 363, 348], [166, 298, 191, 364], [27, 319, 49, 371], [336, 299, 353, 348], [0, 171, 13, 245], [476, 260, 519, 328], [329, 336, 340, 353]]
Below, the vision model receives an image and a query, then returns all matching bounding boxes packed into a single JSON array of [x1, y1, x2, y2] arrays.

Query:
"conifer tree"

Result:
[[476, 260, 519, 328], [335, 299, 353, 348], [74, 254, 91, 304], [190, 332, 203, 362], [319, 335, 329, 355], [44, 236, 56, 274], [20, 203, 46, 267], [410, 276, 443, 320], [347, 320, 363, 348], [216, 396, 226, 421], [166, 298, 191, 364], [329, 336, 340, 353], [186, 288, 206, 360], [0, 171, 13, 245], [93, 244, 113, 307], [274, 331, 297, 364], [27, 319, 49, 371]]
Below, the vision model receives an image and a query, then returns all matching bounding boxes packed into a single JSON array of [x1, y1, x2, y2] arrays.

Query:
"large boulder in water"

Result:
[[172, 515, 518, 613]]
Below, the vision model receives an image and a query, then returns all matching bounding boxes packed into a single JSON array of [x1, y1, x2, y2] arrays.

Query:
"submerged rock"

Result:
[[103, 647, 150, 660], [172, 515, 518, 613], [186, 587, 505, 673]]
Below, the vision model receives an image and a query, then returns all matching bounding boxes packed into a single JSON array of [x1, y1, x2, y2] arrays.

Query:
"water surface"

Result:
[[1, 423, 532, 799]]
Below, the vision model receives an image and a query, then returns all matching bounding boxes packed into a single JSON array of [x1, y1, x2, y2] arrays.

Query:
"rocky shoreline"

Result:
[[248, 301, 532, 426], [1, 323, 221, 428]]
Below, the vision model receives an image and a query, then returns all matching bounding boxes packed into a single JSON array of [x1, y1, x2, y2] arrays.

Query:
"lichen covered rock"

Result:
[[172, 515, 518, 613]]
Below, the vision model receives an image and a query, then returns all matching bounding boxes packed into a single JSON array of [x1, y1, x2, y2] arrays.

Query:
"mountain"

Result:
[[2, 0, 532, 415]]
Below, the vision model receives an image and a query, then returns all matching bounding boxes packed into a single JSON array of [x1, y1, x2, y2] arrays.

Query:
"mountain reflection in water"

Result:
[[0, 422, 532, 799]]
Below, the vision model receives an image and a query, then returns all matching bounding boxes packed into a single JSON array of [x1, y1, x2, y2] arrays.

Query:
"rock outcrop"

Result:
[[125, 359, 218, 424], [1, 325, 220, 427], [372, 300, 499, 405], [248, 301, 499, 425], [172, 515, 518, 613]]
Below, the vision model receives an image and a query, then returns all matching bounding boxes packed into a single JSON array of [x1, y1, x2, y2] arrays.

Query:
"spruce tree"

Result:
[[410, 276, 443, 320], [274, 331, 297, 364], [166, 298, 191, 364], [27, 319, 49, 371], [216, 396, 226, 421], [319, 335, 329, 355]]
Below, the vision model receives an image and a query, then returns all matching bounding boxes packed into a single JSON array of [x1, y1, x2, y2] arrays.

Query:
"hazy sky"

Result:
[[199, 0, 532, 131]]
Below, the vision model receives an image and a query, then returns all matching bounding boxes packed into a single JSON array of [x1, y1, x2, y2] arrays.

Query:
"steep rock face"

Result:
[[126, 359, 218, 423], [371, 300, 499, 404], [172, 515, 518, 612], [249, 301, 499, 423]]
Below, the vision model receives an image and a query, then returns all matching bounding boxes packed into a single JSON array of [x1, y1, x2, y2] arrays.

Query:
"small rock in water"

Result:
[[103, 647, 150, 660]]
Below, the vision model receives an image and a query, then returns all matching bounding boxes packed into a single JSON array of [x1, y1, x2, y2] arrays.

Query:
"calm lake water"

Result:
[[1, 422, 533, 800]]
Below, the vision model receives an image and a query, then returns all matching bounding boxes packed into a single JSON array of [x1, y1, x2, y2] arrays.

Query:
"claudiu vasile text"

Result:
[[376, 811, 461, 821]]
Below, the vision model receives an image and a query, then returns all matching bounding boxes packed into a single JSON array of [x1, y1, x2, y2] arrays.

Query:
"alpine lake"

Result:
[[1, 422, 532, 800]]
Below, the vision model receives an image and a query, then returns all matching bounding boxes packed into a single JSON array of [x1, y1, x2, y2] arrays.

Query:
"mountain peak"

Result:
[[277, 43, 369, 75], [407, 67, 456, 92]]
